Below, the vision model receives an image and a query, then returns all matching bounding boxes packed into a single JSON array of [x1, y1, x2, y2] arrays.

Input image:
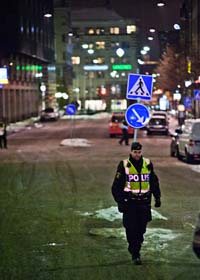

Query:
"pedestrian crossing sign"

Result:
[[126, 74, 153, 100], [194, 90, 200, 101]]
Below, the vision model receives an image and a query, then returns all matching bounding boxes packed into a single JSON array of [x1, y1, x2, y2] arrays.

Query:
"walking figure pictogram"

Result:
[[126, 74, 153, 101], [135, 78, 144, 95]]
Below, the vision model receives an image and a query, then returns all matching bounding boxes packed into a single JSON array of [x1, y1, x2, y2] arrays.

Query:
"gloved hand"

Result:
[[155, 198, 161, 208], [117, 201, 128, 213]]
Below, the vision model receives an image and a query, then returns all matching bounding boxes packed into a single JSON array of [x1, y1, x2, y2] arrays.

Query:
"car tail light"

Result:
[[188, 139, 194, 146]]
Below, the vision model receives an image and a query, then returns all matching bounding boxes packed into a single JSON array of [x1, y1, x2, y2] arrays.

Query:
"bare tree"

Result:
[[155, 45, 187, 92]]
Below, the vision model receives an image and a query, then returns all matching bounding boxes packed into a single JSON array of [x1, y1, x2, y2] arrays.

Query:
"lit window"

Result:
[[92, 58, 105, 64], [71, 57, 80, 64], [126, 25, 136, 34], [96, 42, 105, 49], [82, 44, 88, 49], [88, 28, 94, 34], [110, 58, 115, 63], [110, 27, 119, 34], [96, 28, 105, 34], [111, 42, 120, 48]]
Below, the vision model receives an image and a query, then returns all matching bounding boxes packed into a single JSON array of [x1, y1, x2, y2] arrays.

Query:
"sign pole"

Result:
[[125, 73, 152, 141], [133, 128, 138, 142], [133, 98, 140, 142], [66, 104, 77, 141]]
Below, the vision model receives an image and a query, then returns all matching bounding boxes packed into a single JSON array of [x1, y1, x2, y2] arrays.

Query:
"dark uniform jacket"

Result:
[[112, 155, 161, 213], [193, 213, 200, 258]]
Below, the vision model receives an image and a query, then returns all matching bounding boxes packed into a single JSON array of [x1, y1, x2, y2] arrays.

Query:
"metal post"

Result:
[[132, 98, 141, 142], [70, 114, 75, 141], [133, 128, 138, 142]]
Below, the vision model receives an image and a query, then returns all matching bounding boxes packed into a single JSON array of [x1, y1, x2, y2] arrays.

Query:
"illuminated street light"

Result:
[[149, 28, 156, 33], [157, 2, 165, 7], [116, 48, 125, 57], [174, 24, 181, 30], [88, 49, 94, 54], [82, 44, 88, 49], [137, 59, 144, 65], [148, 36, 154, 41], [143, 46, 150, 52], [141, 50, 147, 55], [68, 31, 73, 37], [44, 13, 52, 18], [40, 83, 46, 110]]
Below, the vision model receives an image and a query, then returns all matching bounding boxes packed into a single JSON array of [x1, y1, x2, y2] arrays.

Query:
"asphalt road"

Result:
[[0, 115, 200, 279]]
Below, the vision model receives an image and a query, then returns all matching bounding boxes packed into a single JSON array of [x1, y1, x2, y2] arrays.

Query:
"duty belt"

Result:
[[131, 192, 150, 201]]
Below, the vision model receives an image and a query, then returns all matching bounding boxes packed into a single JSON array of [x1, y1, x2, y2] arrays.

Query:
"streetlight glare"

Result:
[[174, 24, 181, 30], [44, 13, 52, 18], [116, 48, 125, 57], [143, 46, 150, 51], [141, 50, 147, 55], [157, 2, 165, 7], [87, 49, 94, 54]]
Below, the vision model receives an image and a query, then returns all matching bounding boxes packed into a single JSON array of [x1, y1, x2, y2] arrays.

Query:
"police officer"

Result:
[[193, 213, 200, 259], [111, 142, 161, 265], [0, 118, 7, 149]]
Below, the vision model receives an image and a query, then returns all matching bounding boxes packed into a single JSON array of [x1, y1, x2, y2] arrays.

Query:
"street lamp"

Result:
[[40, 83, 46, 110], [44, 13, 52, 18], [157, 2, 165, 7], [116, 48, 125, 57]]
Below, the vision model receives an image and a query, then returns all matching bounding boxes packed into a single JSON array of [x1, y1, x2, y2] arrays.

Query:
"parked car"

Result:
[[151, 110, 168, 117], [109, 112, 134, 138], [40, 107, 59, 121], [170, 119, 200, 163], [146, 115, 169, 135], [151, 111, 170, 123]]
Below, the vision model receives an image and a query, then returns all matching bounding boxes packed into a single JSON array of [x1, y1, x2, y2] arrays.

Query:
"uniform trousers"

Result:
[[122, 203, 150, 258]]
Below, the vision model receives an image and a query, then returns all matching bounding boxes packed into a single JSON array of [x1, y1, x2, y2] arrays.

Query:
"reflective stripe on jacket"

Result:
[[123, 157, 150, 194]]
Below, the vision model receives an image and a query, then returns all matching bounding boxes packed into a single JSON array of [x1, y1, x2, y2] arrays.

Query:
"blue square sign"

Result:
[[126, 74, 153, 101]]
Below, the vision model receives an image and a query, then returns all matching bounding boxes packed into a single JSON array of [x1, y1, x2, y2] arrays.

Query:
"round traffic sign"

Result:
[[125, 103, 150, 128], [66, 104, 77, 115]]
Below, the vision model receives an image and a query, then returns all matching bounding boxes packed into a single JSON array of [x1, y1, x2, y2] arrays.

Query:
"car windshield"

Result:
[[111, 116, 124, 123], [44, 108, 54, 113], [149, 118, 166, 125], [192, 123, 200, 137]]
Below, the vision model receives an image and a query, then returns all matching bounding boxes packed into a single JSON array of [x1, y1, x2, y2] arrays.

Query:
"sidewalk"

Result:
[[7, 117, 41, 135]]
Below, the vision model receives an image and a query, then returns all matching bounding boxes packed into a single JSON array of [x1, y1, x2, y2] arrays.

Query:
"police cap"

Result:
[[131, 142, 142, 151]]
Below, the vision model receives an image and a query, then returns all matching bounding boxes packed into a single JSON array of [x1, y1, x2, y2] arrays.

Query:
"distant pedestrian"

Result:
[[119, 120, 129, 146], [193, 213, 200, 259], [177, 110, 186, 126], [112, 142, 161, 265], [0, 118, 7, 149]]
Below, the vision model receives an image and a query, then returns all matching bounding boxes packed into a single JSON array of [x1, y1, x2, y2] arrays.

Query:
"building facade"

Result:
[[0, 0, 55, 122], [54, 0, 73, 108], [70, 7, 138, 111], [180, 0, 200, 116]]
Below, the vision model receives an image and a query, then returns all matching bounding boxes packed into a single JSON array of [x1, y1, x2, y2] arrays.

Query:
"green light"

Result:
[[112, 64, 132, 70], [15, 65, 43, 71]]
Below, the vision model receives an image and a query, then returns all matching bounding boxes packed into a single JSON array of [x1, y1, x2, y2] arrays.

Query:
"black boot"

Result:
[[132, 256, 142, 265]]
